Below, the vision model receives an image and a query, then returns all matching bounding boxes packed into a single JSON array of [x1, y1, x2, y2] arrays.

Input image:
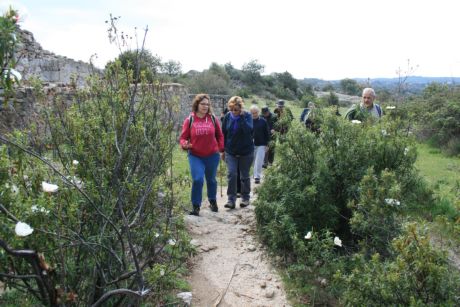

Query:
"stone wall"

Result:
[[14, 28, 98, 87]]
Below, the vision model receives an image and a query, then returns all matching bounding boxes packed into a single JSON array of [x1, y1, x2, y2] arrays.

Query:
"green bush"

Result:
[[337, 223, 460, 306], [256, 112, 423, 252], [0, 18, 192, 306]]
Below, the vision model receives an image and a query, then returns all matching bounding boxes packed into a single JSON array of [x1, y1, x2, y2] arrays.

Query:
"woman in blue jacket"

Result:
[[221, 96, 254, 209]]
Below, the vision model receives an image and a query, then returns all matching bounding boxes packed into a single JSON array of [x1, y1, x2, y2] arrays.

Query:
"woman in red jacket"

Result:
[[179, 94, 224, 216]]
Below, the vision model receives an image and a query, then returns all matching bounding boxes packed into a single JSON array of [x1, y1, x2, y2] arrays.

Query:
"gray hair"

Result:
[[250, 105, 260, 113], [362, 88, 376, 97]]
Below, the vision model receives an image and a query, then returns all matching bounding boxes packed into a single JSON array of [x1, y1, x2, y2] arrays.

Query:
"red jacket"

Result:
[[179, 112, 224, 157]]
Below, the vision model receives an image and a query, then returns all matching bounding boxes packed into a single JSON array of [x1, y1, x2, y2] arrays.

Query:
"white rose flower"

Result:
[[31, 205, 50, 214], [160, 269, 165, 276], [335, 139, 340, 146], [304, 231, 312, 240], [155, 233, 160, 238], [381, 129, 388, 136], [386, 106, 396, 110], [42, 181, 58, 193], [404, 147, 409, 156], [11, 184, 19, 194], [385, 198, 401, 206], [168, 238, 176, 246], [351, 120, 361, 124], [334, 236, 342, 247], [72, 160, 79, 166], [15, 221, 34, 237]]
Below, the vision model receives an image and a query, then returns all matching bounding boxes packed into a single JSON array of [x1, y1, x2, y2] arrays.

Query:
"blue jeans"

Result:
[[188, 152, 220, 207], [225, 152, 254, 204]]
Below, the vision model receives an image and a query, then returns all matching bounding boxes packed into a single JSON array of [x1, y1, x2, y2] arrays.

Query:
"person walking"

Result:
[[250, 105, 270, 184], [180, 94, 224, 216], [345, 88, 383, 121], [221, 96, 254, 209], [261, 106, 277, 168]]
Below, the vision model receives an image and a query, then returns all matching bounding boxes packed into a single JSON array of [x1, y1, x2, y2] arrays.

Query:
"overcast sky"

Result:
[[3, 0, 460, 80]]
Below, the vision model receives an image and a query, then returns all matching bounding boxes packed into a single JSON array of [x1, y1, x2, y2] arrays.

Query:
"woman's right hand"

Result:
[[181, 141, 192, 150]]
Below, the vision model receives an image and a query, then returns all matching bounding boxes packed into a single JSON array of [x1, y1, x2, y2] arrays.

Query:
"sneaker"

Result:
[[189, 206, 200, 216], [254, 178, 260, 184], [224, 202, 236, 209], [209, 199, 218, 212], [240, 199, 250, 208], [236, 193, 241, 198]]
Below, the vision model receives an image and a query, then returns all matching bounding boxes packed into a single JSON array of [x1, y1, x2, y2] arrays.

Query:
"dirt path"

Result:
[[185, 182, 291, 307]]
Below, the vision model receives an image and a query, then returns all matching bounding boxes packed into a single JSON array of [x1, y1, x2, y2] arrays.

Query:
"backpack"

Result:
[[375, 104, 382, 117], [300, 108, 310, 122]]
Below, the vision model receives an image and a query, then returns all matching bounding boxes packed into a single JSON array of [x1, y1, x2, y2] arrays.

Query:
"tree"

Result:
[[340, 78, 361, 96], [106, 49, 162, 82], [241, 59, 264, 89], [162, 59, 182, 78]]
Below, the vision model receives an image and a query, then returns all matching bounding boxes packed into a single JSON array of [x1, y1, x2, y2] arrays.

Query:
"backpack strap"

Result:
[[376, 104, 382, 117], [188, 114, 217, 132]]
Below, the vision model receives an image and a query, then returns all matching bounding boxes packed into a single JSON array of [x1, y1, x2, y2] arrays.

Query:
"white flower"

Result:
[[381, 129, 388, 136], [72, 160, 79, 166], [404, 147, 409, 156], [42, 181, 58, 193], [15, 222, 34, 237], [168, 238, 176, 246], [160, 269, 165, 276], [31, 205, 50, 214], [351, 120, 362, 124], [386, 106, 396, 110], [155, 232, 160, 238], [335, 139, 340, 146], [385, 198, 401, 206], [304, 231, 312, 240], [334, 236, 342, 247], [8, 68, 22, 81], [11, 184, 19, 194]]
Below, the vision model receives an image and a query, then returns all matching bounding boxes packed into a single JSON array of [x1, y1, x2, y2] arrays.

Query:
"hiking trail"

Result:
[[185, 181, 291, 306]]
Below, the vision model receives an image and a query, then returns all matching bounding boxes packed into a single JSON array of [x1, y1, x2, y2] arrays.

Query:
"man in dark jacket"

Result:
[[261, 106, 276, 168]]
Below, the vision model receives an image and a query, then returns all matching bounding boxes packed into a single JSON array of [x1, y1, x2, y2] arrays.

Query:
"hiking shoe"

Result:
[[240, 199, 250, 208], [209, 199, 218, 212], [224, 202, 235, 209], [254, 178, 260, 184], [189, 206, 200, 216], [236, 193, 241, 198]]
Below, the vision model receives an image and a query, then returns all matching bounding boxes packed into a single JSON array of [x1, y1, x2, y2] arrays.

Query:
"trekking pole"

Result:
[[219, 159, 223, 197]]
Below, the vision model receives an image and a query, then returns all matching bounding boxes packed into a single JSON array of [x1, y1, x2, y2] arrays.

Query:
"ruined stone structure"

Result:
[[14, 28, 98, 87]]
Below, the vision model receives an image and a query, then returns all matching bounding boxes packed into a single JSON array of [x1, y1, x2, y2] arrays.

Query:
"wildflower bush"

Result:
[[254, 110, 450, 303], [0, 16, 192, 306], [337, 223, 460, 306]]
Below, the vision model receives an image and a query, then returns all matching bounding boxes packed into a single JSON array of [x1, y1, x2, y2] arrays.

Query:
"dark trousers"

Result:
[[264, 146, 275, 166]]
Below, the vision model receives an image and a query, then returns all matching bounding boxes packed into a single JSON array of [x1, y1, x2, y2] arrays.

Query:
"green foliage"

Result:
[[339, 78, 362, 96], [185, 66, 231, 94], [338, 223, 460, 306], [409, 83, 460, 155], [0, 7, 21, 102], [0, 18, 191, 306], [255, 111, 437, 302]]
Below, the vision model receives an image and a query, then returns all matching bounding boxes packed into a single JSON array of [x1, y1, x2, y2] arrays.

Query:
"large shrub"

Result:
[[255, 111, 425, 253], [337, 223, 460, 306], [0, 18, 192, 306]]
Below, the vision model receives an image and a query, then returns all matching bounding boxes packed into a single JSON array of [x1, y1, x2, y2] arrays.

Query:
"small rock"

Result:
[[264, 290, 275, 299], [190, 239, 201, 247], [247, 245, 257, 252], [260, 281, 267, 288], [176, 292, 192, 305]]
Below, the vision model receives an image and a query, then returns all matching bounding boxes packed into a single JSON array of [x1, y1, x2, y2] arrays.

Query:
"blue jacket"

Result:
[[222, 111, 254, 156], [253, 117, 270, 146]]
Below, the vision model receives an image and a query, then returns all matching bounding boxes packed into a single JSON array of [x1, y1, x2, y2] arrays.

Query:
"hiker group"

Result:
[[179, 88, 382, 216]]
